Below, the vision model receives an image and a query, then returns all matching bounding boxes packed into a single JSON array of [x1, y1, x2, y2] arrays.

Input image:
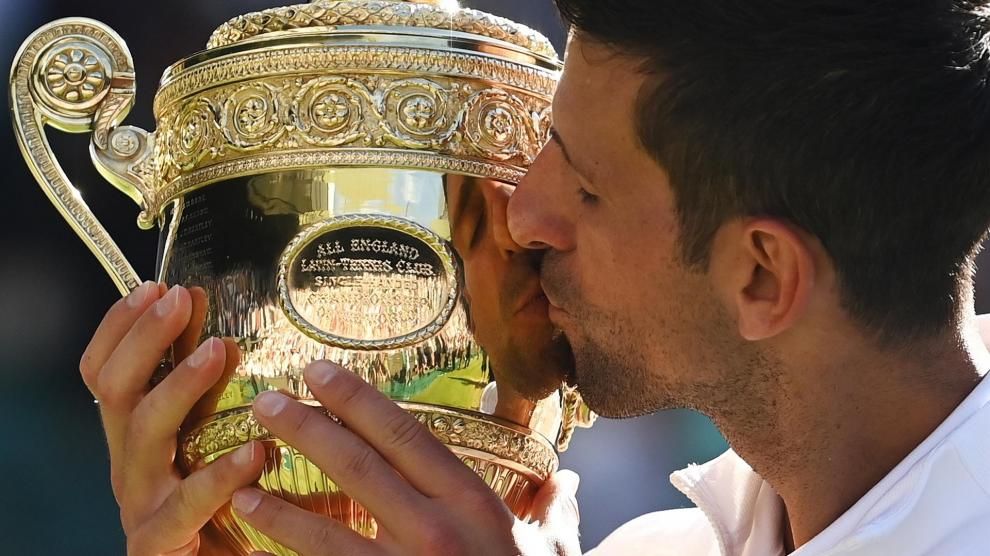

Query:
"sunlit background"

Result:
[[3, 0, 983, 553]]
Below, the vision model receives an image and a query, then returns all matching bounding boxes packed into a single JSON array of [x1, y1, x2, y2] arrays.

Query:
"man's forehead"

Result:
[[558, 35, 644, 114], [555, 35, 648, 178]]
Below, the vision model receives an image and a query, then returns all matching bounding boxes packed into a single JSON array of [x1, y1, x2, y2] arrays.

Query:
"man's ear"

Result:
[[711, 218, 817, 341]]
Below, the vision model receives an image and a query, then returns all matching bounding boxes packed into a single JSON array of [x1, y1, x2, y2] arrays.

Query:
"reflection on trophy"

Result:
[[11, 0, 595, 553]]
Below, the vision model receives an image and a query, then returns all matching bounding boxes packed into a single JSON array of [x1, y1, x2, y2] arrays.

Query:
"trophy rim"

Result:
[[158, 25, 562, 92], [180, 401, 560, 482]]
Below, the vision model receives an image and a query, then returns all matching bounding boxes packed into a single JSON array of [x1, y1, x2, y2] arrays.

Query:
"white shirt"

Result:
[[588, 374, 990, 556]]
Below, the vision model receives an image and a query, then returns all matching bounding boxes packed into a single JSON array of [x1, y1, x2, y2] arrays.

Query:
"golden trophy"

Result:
[[11, 1, 594, 553]]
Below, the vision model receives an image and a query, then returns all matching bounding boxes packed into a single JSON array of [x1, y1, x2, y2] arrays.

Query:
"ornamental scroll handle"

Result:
[[10, 18, 156, 296]]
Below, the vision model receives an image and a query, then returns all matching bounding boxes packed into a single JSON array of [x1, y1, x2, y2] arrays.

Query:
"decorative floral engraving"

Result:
[[168, 99, 218, 171], [292, 76, 370, 146], [378, 78, 457, 148], [43, 46, 109, 104], [314, 94, 350, 129], [222, 83, 285, 149], [484, 106, 514, 144], [145, 36, 558, 220], [463, 89, 534, 163], [535, 105, 553, 147], [401, 95, 435, 131], [156, 73, 548, 195], [153, 46, 558, 115]]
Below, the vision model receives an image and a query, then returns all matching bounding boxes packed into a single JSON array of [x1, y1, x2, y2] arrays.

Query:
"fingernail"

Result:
[[254, 391, 288, 417], [232, 488, 262, 514], [126, 281, 155, 309], [232, 442, 255, 466], [154, 285, 182, 318], [305, 361, 339, 387], [187, 338, 217, 369]]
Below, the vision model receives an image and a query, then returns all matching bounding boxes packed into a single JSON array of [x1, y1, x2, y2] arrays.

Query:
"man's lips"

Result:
[[541, 288, 570, 324], [539, 281, 567, 314]]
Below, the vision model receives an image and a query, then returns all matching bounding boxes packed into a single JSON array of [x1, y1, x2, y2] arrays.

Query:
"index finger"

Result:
[[79, 281, 161, 392], [302, 362, 483, 498]]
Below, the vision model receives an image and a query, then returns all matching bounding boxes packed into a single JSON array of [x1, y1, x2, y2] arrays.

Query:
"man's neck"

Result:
[[715, 322, 990, 550]]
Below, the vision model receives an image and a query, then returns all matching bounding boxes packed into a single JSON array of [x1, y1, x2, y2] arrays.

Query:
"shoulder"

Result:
[[817, 400, 990, 555], [585, 508, 720, 556]]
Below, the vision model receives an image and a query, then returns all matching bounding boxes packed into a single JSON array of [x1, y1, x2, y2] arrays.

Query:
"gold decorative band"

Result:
[[152, 68, 551, 213], [206, 0, 558, 60], [411, 404, 558, 480], [180, 402, 558, 480], [155, 45, 557, 119]]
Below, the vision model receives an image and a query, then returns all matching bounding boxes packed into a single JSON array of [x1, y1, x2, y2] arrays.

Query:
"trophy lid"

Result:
[[207, 0, 557, 60]]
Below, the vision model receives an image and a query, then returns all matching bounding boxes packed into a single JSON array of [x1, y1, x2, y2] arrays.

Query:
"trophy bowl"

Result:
[[11, 1, 594, 553]]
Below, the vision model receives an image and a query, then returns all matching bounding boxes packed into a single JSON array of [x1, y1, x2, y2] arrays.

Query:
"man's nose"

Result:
[[507, 145, 575, 252]]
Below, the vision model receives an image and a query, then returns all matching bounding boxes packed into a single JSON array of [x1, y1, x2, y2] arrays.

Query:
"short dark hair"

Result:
[[555, 0, 990, 344]]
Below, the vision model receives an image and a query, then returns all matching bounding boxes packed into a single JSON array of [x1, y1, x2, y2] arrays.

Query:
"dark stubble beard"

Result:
[[562, 315, 678, 419], [563, 303, 789, 486], [541, 254, 786, 458]]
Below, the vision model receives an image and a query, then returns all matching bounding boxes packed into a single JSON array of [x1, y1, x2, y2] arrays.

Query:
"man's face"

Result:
[[446, 175, 573, 402], [507, 34, 743, 419]]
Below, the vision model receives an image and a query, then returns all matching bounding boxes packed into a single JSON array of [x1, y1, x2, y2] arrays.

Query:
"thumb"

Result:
[[529, 469, 581, 529]]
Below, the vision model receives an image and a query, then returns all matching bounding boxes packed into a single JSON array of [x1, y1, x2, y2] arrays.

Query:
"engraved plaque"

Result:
[[278, 214, 459, 350]]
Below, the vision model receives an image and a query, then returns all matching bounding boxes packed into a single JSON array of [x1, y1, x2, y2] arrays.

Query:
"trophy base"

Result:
[[181, 402, 559, 555]]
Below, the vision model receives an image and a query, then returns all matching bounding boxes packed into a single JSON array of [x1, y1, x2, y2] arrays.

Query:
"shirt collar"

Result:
[[670, 450, 785, 556], [669, 372, 990, 556]]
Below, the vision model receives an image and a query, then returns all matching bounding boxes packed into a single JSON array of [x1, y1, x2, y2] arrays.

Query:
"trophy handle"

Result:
[[10, 18, 157, 295], [556, 385, 597, 452]]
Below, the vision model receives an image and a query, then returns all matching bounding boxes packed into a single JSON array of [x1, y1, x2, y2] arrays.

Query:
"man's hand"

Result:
[[231, 361, 582, 556], [80, 283, 265, 555]]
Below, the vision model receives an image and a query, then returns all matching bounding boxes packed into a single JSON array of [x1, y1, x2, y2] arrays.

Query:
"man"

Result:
[[82, 0, 990, 554]]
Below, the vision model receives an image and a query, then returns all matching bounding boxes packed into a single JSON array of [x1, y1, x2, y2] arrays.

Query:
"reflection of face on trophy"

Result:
[[12, 1, 594, 554], [445, 175, 573, 427]]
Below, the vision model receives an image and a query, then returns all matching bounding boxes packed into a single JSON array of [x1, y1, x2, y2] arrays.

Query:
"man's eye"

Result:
[[578, 187, 599, 205]]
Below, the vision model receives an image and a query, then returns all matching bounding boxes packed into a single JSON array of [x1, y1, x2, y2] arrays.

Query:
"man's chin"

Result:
[[568, 343, 666, 419], [572, 385, 658, 419]]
